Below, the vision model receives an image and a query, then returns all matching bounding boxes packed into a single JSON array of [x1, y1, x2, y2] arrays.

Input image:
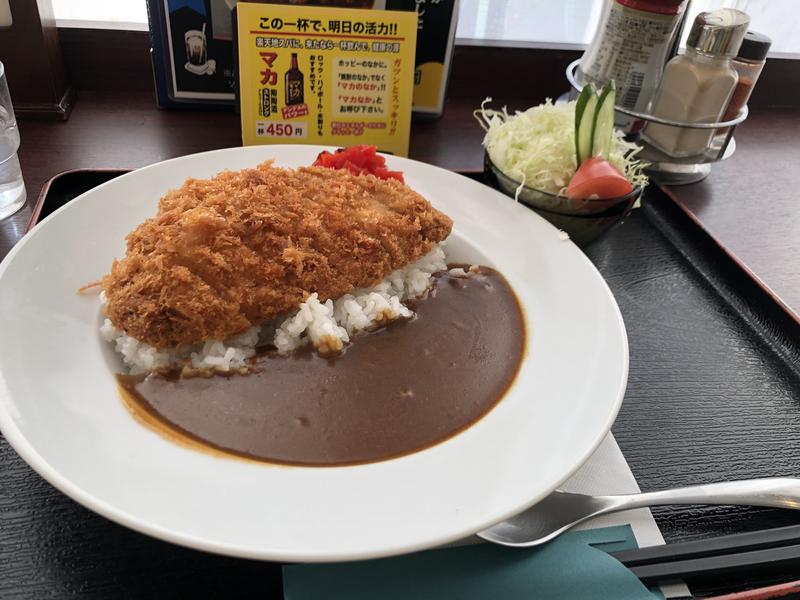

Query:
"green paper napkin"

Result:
[[283, 525, 662, 600]]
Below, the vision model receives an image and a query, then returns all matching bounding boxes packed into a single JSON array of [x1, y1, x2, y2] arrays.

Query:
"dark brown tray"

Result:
[[4, 168, 800, 599]]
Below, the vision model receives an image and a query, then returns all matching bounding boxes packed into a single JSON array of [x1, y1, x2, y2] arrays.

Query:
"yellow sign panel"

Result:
[[237, 2, 418, 156]]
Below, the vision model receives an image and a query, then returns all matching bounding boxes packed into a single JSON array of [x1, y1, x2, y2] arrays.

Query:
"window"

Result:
[[53, 0, 148, 30], [457, 0, 798, 57], [456, 0, 603, 49], [52, 0, 799, 57]]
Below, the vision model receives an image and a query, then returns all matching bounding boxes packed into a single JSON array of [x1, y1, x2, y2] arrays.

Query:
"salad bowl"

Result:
[[484, 153, 642, 246]]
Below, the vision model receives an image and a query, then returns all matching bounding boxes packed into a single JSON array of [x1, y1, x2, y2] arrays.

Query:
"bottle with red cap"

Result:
[[577, 0, 689, 133]]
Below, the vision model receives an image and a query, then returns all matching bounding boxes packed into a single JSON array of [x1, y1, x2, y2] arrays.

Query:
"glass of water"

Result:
[[0, 62, 25, 220]]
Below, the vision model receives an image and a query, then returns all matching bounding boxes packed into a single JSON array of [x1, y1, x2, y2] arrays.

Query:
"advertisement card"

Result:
[[236, 2, 417, 156]]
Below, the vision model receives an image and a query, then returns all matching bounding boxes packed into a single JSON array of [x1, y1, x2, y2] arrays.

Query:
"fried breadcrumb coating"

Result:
[[102, 162, 453, 348]]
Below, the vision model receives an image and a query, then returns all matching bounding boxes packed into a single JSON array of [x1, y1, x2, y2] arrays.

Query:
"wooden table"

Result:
[[662, 107, 800, 323]]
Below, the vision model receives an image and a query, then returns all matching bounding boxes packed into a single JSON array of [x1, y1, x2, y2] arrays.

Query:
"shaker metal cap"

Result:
[[687, 9, 750, 57]]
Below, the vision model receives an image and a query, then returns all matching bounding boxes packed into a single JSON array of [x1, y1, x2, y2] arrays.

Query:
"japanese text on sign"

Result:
[[257, 18, 400, 37]]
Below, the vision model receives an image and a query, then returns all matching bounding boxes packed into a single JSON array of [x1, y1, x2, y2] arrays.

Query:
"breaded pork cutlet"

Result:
[[102, 162, 453, 349]]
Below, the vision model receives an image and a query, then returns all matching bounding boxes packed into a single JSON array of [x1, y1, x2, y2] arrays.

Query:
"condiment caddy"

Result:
[[567, 4, 771, 185], [567, 58, 747, 185]]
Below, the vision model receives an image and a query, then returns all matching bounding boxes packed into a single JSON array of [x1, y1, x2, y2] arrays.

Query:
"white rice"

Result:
[[101, 244, 448, 374]]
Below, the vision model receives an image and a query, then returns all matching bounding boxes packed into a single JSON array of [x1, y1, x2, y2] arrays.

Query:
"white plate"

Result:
[[0, 145, 627, 562]]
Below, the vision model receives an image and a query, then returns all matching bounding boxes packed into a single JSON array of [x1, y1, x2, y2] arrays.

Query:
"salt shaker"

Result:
[[643, 9, 750, 158]]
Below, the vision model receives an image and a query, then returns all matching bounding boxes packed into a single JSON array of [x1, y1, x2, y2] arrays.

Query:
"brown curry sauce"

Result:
[[118, 266, 525, 466]]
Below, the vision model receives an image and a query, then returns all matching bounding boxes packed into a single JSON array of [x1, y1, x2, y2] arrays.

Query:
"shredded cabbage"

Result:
[[475, 97, 648, 196]]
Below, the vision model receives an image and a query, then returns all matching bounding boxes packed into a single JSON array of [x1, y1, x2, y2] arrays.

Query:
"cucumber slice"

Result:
[[575, 88, 598, 166], [574, 84, 593, 165], [591, 82, 616, 159]]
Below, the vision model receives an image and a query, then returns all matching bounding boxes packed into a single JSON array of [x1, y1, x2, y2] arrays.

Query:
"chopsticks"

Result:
[[609, 525, 800, 585]]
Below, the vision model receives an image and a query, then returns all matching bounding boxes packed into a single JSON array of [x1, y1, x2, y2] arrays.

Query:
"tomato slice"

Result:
[[566, 157, 633, 200]]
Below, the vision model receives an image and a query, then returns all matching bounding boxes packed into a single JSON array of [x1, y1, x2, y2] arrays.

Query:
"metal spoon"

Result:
[[478, 478, 800, 547]]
